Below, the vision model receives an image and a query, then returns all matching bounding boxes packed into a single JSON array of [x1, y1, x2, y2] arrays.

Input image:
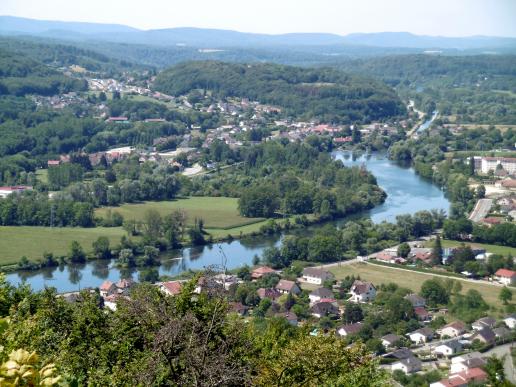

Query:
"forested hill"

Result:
[[0, 48, 86, 96], [154, 61, 406, 123]]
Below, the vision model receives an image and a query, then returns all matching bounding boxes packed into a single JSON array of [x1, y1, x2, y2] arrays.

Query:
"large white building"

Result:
[[480, 157, 516, 175], [0, 185, 32, 199]]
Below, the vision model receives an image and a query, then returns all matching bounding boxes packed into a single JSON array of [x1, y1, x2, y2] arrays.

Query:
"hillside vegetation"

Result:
[[154, 61, 406, 123], [0, 48, 86, 96]]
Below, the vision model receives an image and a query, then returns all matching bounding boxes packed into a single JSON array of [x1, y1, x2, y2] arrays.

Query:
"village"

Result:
[[72, 259, 516, 387]]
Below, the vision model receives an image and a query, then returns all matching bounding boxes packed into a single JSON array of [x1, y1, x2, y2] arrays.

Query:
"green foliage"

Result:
[[155, 61, 405, 124], [420, 279, 449, 307]]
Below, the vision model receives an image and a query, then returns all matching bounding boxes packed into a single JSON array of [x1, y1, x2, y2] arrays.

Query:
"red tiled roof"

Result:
[[161, 281, 182, 295], [99, 280, 114, 291], [496, 268, 516, 278]]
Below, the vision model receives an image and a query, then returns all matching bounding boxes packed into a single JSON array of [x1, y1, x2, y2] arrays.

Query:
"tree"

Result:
[[142, 209, 162, 242], [92, 237, 111, 260], [431, 235, 443, 265], [485, 355, 507, 385], [0, 349, 61, 386], [499, 287, 513, 305], [343, 302, 363, 324], [476, 184, 486, 199], [420, 279, 449, 306], [397, 242, 411, 258], [69, 241, 86, 263]]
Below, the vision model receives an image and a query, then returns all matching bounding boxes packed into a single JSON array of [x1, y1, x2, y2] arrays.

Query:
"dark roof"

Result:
[[398, 356, 422, 369], [382, 334, 402, 344], [350, 280, 375, 295], [257, 288, 281, 300], [493, 326, 512, 339], [275, 280, 298, 292], [310, 287, 334, 298], [388, 347, 414, 360], [413, 327, 434, 337], [310, 301, 339, 316], [338, 322, 363, 335], [303, 267, 334, 279], [474, 316, 497, 328], [404, 293, 426, 305], [472, 327, 496, 343]]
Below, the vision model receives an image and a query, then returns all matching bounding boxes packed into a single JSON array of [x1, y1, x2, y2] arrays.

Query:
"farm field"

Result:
[[0, 226, 127, 265], [326, 262, 512, 311], [96, 197, 265, 230]]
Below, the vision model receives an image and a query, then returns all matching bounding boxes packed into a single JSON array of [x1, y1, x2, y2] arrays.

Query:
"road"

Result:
[[484, 342, 516, 384], [469, 198, 493, 222]]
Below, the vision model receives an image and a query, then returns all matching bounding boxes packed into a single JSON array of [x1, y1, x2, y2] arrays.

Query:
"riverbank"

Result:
[[4, 151, 450, 293]]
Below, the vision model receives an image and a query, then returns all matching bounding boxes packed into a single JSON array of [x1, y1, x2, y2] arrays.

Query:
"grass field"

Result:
[[326, 262, 511, 311], [0, 226, 127, 265], [96, 197, 265, 230], [35, 169, 48, 184], [425, 239, 516, 257]]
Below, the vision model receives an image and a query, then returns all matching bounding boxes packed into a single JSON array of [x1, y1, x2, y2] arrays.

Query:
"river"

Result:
[[6, 152, 450, 293]]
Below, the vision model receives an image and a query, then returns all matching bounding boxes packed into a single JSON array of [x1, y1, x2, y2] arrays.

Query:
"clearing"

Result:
[[0, 226, 127, 265], [326, 262, 511, 310], [95, 197, 265, 230]]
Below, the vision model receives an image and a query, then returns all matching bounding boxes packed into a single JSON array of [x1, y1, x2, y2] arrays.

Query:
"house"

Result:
[[275, 311, 298, 326], [229, 302, 248, 316], [504, 313, 516, 329], [251, 266, 276, 279], [451, 352, 483, 365], [103, 294, 120, 311], [495, 268, 516, 285], [349, 280, 376, 303], [404, 293, 426, 308], [213, 274, 240, 290], [0, 185, 33, 199], [47, 160, 61, 167], [385, 347, 415, 360], [408, 327, 434, 344], [275, 280, 301, 295], [302, 268, 334, 285], [493, 326, 512, 341], [311, 301, 339, 318], [116, 278, 135, 295], [472, 316, 497, 330], [337, 322, 363, 337], [309, 287, 334, 304], [99, 280, 116, 297], [257, 288, 281, 301], [470, 327, 496, 345], [381, 334, 403, 348], [414, 307, 432, 322], [391, 356, 422, 374], [438, 321, 466, 338], [450, 355, 486, 374], [431, 367, 488, 387], [160, 281, 182, 296], [433, 340, 463, 357]]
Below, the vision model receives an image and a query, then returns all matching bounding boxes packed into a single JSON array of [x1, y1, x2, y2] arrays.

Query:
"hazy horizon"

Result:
[[1, 0, 516, 38]]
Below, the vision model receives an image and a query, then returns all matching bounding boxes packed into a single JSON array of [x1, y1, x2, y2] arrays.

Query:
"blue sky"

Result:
[[1, 0, 516, 37]]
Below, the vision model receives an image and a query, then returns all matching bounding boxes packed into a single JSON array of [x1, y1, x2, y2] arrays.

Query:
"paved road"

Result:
[[484, 342, 516, 384], [469, 198, 493, 222]]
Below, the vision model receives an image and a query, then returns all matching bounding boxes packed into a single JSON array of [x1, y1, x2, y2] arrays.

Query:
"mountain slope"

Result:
[[154, 61, 406, 123]]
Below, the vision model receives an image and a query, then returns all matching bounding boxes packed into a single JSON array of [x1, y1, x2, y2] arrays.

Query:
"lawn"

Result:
[[95, 197, 265, 230], [326, 262, 511, 311], [0, 226, 127, 265], [425, 239, 516, 257], [35, 169, 48, 184]]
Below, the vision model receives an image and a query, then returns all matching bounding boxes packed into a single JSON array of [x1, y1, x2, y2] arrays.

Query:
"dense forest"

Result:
[[154, 61, 406, 123], [337, 54, 516, 124], [0, 48, 87, 96]]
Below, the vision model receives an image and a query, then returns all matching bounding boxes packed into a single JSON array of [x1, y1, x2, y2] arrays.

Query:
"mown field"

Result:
[[95, 197, 265, 230], [0, 226, 127, 265], [326, 262, 512, 311]]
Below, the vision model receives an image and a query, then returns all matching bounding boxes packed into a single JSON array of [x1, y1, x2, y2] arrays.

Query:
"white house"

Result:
[[302, 268, 334, 285], [391, 357, 422, 374], [408, 327, 434, 344], [504, 314, 516, 329], [472, 316, 497, 331], [438, 321, 466, 338], [381, 334, 402, 348], [337, 322, 363, 337], [433, 340, 463, 357], [495, 268, 516, 285], [450, 355, 486, 374], [309, 287, 334, 304], [349, 280, 376, 303], [0, 185, 32, 199]]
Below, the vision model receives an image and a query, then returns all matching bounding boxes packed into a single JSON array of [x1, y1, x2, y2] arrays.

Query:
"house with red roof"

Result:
[[495, 268, 516, 285], [160, 281, 183, 296], [99, 280, 116, 297], [251, 266, 276, 279]]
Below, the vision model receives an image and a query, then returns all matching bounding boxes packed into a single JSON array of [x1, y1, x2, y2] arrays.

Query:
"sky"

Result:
[[1, 0, 516, 37]]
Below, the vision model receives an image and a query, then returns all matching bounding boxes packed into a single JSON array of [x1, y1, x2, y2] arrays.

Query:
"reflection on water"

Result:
[[6, 151, 450, 293]]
